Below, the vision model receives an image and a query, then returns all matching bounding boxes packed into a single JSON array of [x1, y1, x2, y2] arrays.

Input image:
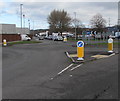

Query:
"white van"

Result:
[[21, 34, 31, 41]]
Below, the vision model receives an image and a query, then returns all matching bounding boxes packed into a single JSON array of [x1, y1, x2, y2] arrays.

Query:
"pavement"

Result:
[[65, 50, 118, 63], [2, 39, 119, 100]]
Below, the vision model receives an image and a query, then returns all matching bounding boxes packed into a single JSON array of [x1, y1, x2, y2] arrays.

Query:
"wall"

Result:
[[0, 24, 16, 34], [16, 27, 30, 34], [0, 34, 21, 42]]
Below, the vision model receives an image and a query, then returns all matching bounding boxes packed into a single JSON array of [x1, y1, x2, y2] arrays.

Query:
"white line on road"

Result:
[[66, 52, 75, 62], [70, 64, 83, 71], [109, 53, 115, 57], [66, 51, 70, 58], [58, 64, 73, 75]]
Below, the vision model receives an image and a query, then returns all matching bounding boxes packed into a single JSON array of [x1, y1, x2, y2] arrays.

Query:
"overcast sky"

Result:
[[0, 0, 119, 29]]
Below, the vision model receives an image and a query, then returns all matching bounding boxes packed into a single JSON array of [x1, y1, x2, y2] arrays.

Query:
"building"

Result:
[[0, 24, 16, 34], [0, 24, 30, 42], [16, 27, 30, 34]]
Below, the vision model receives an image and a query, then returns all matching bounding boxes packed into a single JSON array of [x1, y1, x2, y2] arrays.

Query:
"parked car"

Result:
[[48, 35, 53, 40], [109, 35, 116, 39], [115, 32, 120, 39], [53, 36, 63, 41], [95, 34, 102, 39], [37, 35, 44, 40]]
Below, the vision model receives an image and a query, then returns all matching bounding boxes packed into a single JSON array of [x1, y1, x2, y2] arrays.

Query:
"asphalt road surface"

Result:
[[2, 40, 118, 99]]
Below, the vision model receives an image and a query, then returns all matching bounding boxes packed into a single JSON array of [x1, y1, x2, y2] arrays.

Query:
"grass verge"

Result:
[[8, 41, 41, 46]]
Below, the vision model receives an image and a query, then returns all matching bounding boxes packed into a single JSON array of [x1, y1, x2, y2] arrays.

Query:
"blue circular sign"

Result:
[[77, 41, 84, 47]]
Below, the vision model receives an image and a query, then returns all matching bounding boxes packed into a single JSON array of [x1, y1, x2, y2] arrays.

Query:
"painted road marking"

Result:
[[91, 55, 109, 59], [70, 64, 83, 71], [65, 52, 75, 62], [58, 64, 73, 75], [109, 53, 115, 56], [69, 54, 77, 57], [66, 51, 70, 58], [91, 53, 116, 59]]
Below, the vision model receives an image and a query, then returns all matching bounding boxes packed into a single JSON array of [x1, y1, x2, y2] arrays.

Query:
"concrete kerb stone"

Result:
[[65, 51, 118, 64]]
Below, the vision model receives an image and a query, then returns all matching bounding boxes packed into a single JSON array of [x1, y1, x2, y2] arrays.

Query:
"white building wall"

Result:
[[16, 27, 30, 34], [0, 24, 30, 34], [0, 24, 16, 34]]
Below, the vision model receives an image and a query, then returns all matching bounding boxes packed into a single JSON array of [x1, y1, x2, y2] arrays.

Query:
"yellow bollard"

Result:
[[3, 39, 7, 46], [63, 36, 67, 42], [108, 37, 113, 53], [77, 41, 84, 60]]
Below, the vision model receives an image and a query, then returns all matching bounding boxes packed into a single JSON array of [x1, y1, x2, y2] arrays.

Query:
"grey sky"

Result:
[[0, 1, 118, 29]]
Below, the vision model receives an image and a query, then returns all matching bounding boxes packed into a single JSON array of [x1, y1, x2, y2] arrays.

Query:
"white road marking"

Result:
[[66, 52, 75, 62], [58, 64, 73, 75], [109, 53, 115, 57], [50, 78, 53, 80], [66, 51, 70, 58], [70, 64, 83, 71], [69, 75, 72, 77]]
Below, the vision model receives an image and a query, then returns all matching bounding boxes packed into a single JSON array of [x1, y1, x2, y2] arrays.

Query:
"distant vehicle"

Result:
[[115, 32, 120, 39], [67, 33, 74, 37], [34, 34, 44, 40], [38, 36, 44, 40], [52, 33, 59, 36], [95, 34, 101, 39], [53, 36, 63, 41], [109, 35, 116, 39], [85, 34, 90, 38], [37, 35, 44, 40], [48, 35, 53, 40], [21, 34, 31, 41]]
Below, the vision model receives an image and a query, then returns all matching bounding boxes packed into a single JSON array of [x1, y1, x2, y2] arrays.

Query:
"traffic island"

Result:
[[65, 51, 117, 64]]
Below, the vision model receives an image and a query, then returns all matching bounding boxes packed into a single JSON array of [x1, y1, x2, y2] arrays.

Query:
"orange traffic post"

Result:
[[108, 37, 113, 53], [77, 41, 84, 61]]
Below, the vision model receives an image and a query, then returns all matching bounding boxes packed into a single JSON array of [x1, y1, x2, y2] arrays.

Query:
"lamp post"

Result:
[[23, 14, 25, 33], [74, 12, 77, 40], [28, 19, 30, 34], [33, 20, 34, 36], [118, 1, 120, 30], [20, 4, 23, 34]]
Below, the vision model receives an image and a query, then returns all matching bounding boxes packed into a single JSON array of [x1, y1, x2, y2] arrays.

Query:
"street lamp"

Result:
[[74, 12, 77, 40], [23, 14, 25, 28], [20, 4, 23, 34], [117, 1, 120, 33], [28, 19, 30, 34], [23, 14, 25, 33]]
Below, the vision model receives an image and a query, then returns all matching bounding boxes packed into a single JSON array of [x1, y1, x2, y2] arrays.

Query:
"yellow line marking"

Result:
[[69, 54, 77, 57], [91, 55, 109, 59]]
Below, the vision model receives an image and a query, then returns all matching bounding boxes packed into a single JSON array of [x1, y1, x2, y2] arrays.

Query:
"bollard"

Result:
[[63, 36, 67, 42], [108, 37, 113, 53], [3, 39, 7, 46], [77, 41, 84, 60]]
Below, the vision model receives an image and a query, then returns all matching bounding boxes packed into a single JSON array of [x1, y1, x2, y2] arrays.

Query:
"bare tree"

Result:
[[47, 9, 71, 33], [90, 13, 106, 33], [71, 18, 85, 39], [71, 18, 85, 28]]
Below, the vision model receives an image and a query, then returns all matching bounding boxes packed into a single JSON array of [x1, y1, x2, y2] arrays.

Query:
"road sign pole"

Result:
[[77, 41, 84, 61], [108, 37, 113, 53]]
